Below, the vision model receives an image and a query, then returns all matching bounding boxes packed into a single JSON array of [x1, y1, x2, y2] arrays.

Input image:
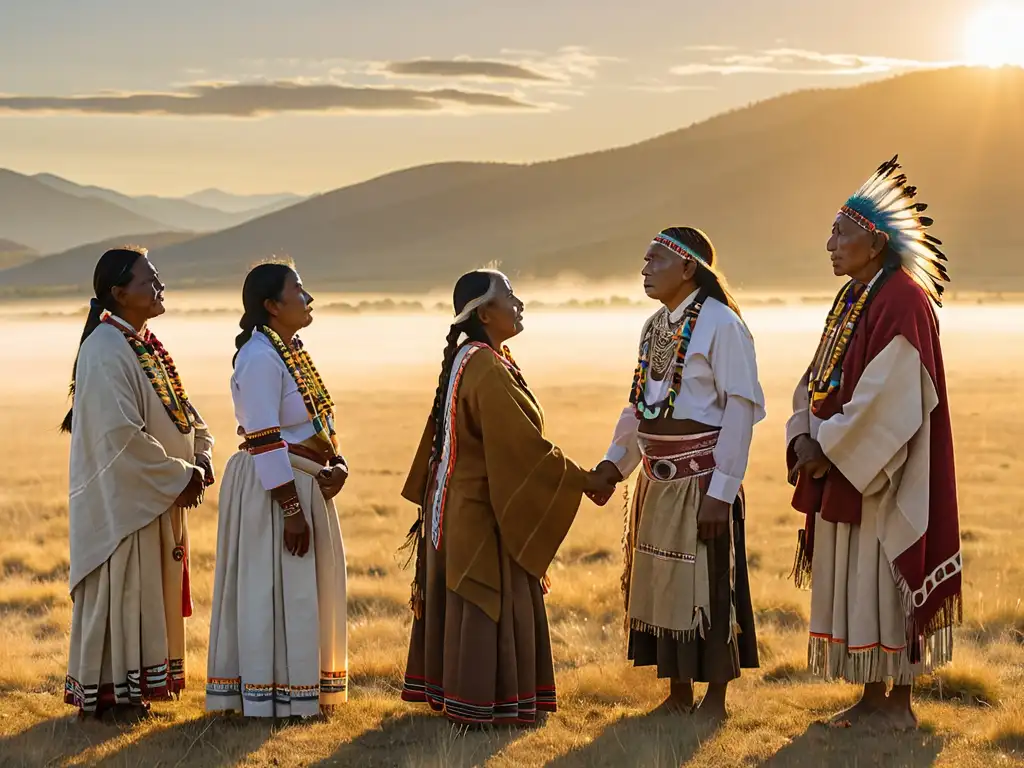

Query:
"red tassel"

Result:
[[181, 553, 193, 618]]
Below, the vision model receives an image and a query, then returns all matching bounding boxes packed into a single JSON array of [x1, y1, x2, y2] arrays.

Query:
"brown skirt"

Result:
[[627, 493, 759, 684], [401, 534, 555, 725]]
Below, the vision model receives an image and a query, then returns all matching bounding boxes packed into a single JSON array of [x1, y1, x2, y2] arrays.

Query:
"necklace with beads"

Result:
[[807, 280, 871, 414], [101, 312, 197, 434], [628, 295, 705, 421], [260, 326, 336, 449]]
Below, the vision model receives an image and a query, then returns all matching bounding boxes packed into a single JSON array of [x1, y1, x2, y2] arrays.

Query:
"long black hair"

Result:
[[60, 247, 146, 433], [428, 270, 499, 461], [233, 261, 295, 367], [659, 226, 743, 317]]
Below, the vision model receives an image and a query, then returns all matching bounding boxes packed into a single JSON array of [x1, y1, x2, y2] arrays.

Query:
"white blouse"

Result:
[[231, 331, 334, 491], [603, 290, 766, 503]]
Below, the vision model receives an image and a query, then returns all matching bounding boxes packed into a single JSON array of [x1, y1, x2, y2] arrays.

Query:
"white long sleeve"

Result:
[[602, 405, 643, 479], [708, 395, 755, 503], [231, 345, 295, 491]]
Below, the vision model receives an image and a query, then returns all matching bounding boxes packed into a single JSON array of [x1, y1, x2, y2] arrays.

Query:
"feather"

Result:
[[839, 155, 950, 306]]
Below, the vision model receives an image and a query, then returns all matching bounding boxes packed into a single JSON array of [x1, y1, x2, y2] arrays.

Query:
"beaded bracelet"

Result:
[[280, 497, 302, 518]]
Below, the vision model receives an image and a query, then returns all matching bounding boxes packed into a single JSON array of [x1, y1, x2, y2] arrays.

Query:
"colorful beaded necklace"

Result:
[[101, 311, 196, 434], [807, 280, 870, 413], [260, 326, 336, 447], [629, 296, 705, 420]]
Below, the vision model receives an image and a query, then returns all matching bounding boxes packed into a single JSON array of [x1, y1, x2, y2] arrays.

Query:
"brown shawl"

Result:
[[403, 343, 587, 622]]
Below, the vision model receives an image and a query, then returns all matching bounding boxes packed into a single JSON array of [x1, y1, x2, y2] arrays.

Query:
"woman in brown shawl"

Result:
[[399, 269, 614, 726]]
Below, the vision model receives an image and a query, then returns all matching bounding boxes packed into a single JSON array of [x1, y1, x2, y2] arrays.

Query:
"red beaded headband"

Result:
[[650, 234, 710, 268], [839, 205, 877, 233]]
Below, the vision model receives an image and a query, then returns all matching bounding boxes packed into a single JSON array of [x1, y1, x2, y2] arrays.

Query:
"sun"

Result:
[[965, 4, 1024, 67]]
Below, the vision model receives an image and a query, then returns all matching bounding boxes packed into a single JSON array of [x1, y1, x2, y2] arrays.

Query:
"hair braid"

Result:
[[430, 323, 464, 461]]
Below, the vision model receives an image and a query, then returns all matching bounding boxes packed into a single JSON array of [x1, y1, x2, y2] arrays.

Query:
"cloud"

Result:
[[0, 80, 539, 117], [671, 47, 956, 77], [376, 47, 619, 86], [383, 59, 554, 82]]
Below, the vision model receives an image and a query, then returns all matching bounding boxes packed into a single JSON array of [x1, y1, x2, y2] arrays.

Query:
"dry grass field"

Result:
[[0, 300, 1022, 767]]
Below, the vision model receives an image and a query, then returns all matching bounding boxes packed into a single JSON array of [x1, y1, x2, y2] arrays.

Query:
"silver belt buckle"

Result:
[[651, 458, 678, 481]]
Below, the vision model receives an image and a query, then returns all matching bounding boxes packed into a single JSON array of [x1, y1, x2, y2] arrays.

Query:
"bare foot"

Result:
[[693, 699, 728, 726], [879, 705, 919, 732], [823, 699, 880, 728], [652, 696, 693, 715], [653, 680, 694, 714]]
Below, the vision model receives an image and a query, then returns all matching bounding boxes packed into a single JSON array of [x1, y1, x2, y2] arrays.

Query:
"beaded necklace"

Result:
[[807, 280, 870, 414], [259, 326, 336, 447], [629, 296, 705, 420], [101, 312, 196, 434]]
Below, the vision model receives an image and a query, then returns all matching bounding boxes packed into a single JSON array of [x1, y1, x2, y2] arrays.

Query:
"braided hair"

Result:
[[233, 261, 295, 367], [60, 247, 146, 433], [429, 270, 499, 461], [659, 226, 743, 318]]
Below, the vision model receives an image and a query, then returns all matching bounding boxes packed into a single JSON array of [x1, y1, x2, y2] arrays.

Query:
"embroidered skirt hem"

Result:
[[65, 510, 188, 715], [205, 451, 348, 718]]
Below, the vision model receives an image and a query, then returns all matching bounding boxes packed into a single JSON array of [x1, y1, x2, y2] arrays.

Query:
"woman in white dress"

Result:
[[206, 261, 349, 718], [63, 247, 215, 720]]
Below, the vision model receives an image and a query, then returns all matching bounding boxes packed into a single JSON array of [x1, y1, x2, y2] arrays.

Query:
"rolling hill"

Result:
[[5, 66, 1024, 294], [0, 232, 198, 294], [0, 170, 168, 254], [183, 189, 305, 215], [32, 174, 306, 233], [0, 239, 38, 270]]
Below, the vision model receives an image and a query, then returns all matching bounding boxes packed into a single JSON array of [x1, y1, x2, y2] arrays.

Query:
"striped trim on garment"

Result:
[[401, 674, 556, 724], [430, 342, 488, 550]]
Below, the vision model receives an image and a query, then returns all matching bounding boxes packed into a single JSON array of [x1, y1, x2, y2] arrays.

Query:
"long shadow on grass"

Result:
[[0, 714, 125, 766], [87, 712, 277, 766], [546, 710, 714, 768], [310, 712, 520, 768], [761, 722, 944, 767]]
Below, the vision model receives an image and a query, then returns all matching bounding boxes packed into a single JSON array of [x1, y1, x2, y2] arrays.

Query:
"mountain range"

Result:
[[3, 66, 1024, 295], [0, 170, 304, 255]]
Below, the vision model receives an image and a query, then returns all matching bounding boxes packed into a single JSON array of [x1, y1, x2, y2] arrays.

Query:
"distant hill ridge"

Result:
[[3, 66, 1024, 294]]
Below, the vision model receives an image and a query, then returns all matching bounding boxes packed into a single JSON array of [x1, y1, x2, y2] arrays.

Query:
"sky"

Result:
[[0, 0, 1017, 196]]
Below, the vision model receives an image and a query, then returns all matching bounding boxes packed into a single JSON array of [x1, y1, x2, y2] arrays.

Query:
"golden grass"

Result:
[[1, 308, 1023, 767]]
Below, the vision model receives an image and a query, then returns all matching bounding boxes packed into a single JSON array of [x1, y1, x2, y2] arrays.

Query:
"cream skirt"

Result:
[[206, 451, 348, 717], [65, 508, 188, 713], [808, 502, 951, 685]]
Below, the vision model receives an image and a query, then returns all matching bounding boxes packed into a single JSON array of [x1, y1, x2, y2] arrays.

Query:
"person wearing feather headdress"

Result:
[[592, 227, 765, 722], [61, 247, 215, 719], [786, 156, 961, 730]]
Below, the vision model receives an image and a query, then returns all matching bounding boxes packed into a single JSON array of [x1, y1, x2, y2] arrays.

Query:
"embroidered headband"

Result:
[[452, 271, 510, 325], [838, 154, 950, 306], [650, 233, 711, 269]]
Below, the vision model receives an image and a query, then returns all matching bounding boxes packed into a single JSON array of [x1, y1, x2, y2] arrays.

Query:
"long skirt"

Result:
[[807, 504, 952, 685], [206, 451, 348, 718], [65, 507, 189, 714], [626, 474, 759, 684], [401, 535, 556, 726]]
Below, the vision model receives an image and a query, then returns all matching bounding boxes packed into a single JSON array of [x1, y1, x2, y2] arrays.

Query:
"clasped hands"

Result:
[[584, 460, 622, 506], [175, 454, 216, 509], [317, 459, 349, 501], [789, 435, 832, 484]]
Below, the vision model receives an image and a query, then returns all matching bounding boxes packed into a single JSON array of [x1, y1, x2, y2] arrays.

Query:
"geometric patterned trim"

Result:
[[651, 234, 711, 268], [839, 205, 878, 233], [205, 673, 347, 702], [636, 541, 697, 564], [912, 551, 963, 609], [401, 674, 555, 725], [65, 657, 184, 713], [430, 343, 487, 550]]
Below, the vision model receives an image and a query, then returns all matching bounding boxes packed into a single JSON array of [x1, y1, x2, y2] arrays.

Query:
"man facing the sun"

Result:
[[786, 155, 962, 730]]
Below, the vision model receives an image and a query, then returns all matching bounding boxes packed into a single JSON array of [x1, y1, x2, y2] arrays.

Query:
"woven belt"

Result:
[[640, 431, 718, 482]]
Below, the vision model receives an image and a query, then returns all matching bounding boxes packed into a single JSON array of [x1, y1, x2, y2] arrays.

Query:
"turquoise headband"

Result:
[[651, 234, 710, 268]]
